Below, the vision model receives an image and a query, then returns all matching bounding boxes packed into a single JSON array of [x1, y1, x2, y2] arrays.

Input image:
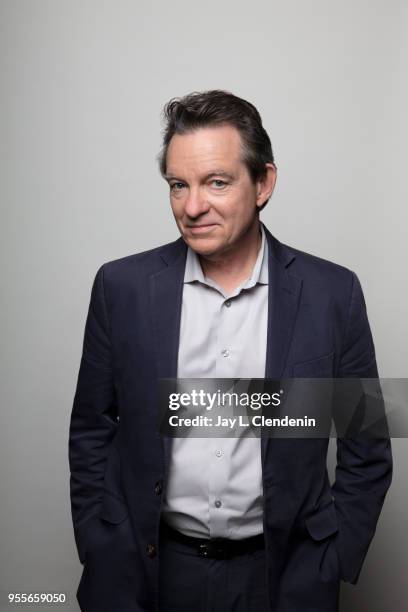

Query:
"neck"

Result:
[[199, 219, 262, 295]]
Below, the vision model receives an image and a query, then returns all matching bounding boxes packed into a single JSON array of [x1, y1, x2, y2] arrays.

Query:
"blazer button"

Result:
[[147, 543, 157, 558], [154, 480, 163, 495]]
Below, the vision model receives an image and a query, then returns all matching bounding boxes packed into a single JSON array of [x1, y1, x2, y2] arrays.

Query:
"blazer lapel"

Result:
[[261, 226, 303, 464], [149, 237, 187, 477]]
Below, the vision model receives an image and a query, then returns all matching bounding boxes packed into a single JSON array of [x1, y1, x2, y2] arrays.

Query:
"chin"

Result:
[[185, 235, 222, 257]]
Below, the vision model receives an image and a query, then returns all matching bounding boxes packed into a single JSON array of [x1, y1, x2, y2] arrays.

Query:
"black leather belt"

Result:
[[160, 520, 265, 559]]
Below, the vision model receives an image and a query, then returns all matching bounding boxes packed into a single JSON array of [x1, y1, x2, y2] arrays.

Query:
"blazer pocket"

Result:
[[98, 490, 129, 524], [305, 500, 339, 541], [292, 351, 335, 378], [81, 494, 129, 563]]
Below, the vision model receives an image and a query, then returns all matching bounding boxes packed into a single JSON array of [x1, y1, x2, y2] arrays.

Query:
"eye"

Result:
[[211, 179, 227, 188], [170, 182, 185, 191]]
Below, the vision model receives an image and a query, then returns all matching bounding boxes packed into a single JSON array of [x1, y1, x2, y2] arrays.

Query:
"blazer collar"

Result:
[[149, 222, 303, 379]]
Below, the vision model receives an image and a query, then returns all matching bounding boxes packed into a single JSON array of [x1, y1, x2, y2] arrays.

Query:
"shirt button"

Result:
[[221, 349, 230, 357], [214, 500, 222, 508], [225, 300, 231, 307], [215, 449, 223, 457], [146, 543, 157, 558], [154, 480, 163, 495]]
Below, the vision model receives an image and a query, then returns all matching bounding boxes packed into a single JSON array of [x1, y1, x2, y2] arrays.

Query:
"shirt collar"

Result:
[[184, 222, 269, 287]]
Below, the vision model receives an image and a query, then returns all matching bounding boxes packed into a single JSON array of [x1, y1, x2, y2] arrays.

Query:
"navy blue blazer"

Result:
[[69, 225, 392, 612]]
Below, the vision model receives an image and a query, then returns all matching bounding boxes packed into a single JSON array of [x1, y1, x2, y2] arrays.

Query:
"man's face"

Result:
[[164, 124, 269, 258]]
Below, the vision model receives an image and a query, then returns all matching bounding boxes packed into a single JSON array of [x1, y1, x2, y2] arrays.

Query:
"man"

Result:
[[69, 90, 392, 612]]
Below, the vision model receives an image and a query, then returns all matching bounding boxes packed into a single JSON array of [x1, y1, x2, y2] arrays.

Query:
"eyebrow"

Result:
[[164, 170, 235, 182]]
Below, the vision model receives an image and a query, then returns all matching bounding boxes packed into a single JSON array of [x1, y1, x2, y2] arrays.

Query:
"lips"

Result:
[[188, 224, 217, 234]]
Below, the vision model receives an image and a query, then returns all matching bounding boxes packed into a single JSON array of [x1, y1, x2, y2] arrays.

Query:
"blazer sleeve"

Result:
[[331, 271, 393, 584], [68, 264, 118, 563]]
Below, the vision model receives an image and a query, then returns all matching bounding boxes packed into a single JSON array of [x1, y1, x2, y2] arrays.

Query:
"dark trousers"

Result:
[[158, 527, 270, 612]]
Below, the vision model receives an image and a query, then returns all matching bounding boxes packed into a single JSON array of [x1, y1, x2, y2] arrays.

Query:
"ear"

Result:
[[256, 163, 277, 210]]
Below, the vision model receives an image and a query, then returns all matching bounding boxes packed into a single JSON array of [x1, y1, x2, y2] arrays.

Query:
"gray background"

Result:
[[1, 0, 407, 610]]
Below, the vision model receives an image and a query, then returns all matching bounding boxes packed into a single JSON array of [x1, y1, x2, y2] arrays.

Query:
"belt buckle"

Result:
[[198, 543, 210, 558], [198, 541, 229, 559]]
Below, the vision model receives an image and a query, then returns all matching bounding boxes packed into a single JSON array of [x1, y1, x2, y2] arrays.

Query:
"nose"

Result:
[[184, 186, 210, 219]]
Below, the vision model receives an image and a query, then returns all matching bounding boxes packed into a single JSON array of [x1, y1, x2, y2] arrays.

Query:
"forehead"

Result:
[[166, 124, 245, 175]]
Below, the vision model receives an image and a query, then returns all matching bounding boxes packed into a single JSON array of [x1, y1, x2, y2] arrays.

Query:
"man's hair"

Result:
[[157, 90, 275, 209]]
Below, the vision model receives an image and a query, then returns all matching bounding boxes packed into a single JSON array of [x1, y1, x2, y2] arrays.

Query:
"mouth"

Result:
[[187, 224, 217, 235]]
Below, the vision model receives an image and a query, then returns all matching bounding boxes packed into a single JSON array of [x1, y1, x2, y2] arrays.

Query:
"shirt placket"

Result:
[[209, 290, 243, 537]]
